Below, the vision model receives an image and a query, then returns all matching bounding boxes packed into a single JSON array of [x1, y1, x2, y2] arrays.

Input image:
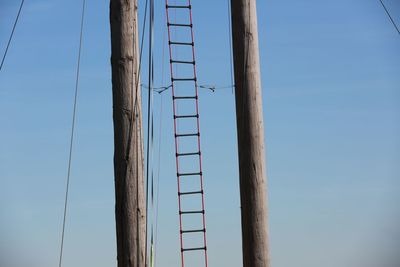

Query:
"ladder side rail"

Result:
[[165, 1, 185, 266], [187, 1, 209, 266]]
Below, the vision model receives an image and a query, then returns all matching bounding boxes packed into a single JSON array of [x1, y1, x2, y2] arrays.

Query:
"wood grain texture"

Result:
[[110, 1, 146, 266], [231, 0, 270, 266]]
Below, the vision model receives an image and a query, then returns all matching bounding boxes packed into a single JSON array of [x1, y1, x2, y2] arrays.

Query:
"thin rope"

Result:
[[227, 0, 235, 94], [58, 1, 86, 267], [153, 9, 168, 267], [0, 0, 25, 72], [378, 0, 400, 35], [153, 95, 163, 267], [145, 0, 155, 265]]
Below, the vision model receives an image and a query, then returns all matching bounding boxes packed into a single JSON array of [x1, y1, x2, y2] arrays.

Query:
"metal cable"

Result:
[[58, 1, 86, 267], [143, 83, 234, 94], [378, 0, 400, 35], [0, 0, 25, 72]]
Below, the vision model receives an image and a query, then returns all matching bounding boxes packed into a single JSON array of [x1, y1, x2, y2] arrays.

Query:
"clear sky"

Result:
[[0, 0, 399, 267]]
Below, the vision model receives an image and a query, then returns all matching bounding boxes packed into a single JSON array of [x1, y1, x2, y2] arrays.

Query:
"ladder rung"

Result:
[[174, 114, 198, 119], [171, 60, 195, 64], [177, 171, 202, 177], [173, 96, 197, 100], [179, 190, 203, 196], [166, 5, 191, 9], [182, 246, 207, 252], [175, 133, 199, 137], [169, 41, 194, 46], [172, 77, 196, 82], [181, 228, 205, 234], [180, 210, 204, 215], [168, 23, 192, 27], [176, 151, 200, 157]]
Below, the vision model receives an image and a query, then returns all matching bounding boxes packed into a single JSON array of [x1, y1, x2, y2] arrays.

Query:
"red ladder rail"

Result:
[[165, 1, 208, 267]]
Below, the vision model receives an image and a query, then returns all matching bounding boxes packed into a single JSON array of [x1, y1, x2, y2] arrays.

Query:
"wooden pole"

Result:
[[230, 0, 270, 266], [110, 1, 146, 267]]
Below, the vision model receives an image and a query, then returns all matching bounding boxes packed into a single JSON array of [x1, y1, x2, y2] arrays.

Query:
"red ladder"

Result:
[[165, 1, 208, 267]]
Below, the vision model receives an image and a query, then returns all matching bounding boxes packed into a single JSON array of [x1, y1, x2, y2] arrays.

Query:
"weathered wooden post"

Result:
[[230, 0, 270, 266], [110, 0, 146, 266]]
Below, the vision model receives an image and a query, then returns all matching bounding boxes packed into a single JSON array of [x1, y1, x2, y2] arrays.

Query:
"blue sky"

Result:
[[0, 0, 399, 267]]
